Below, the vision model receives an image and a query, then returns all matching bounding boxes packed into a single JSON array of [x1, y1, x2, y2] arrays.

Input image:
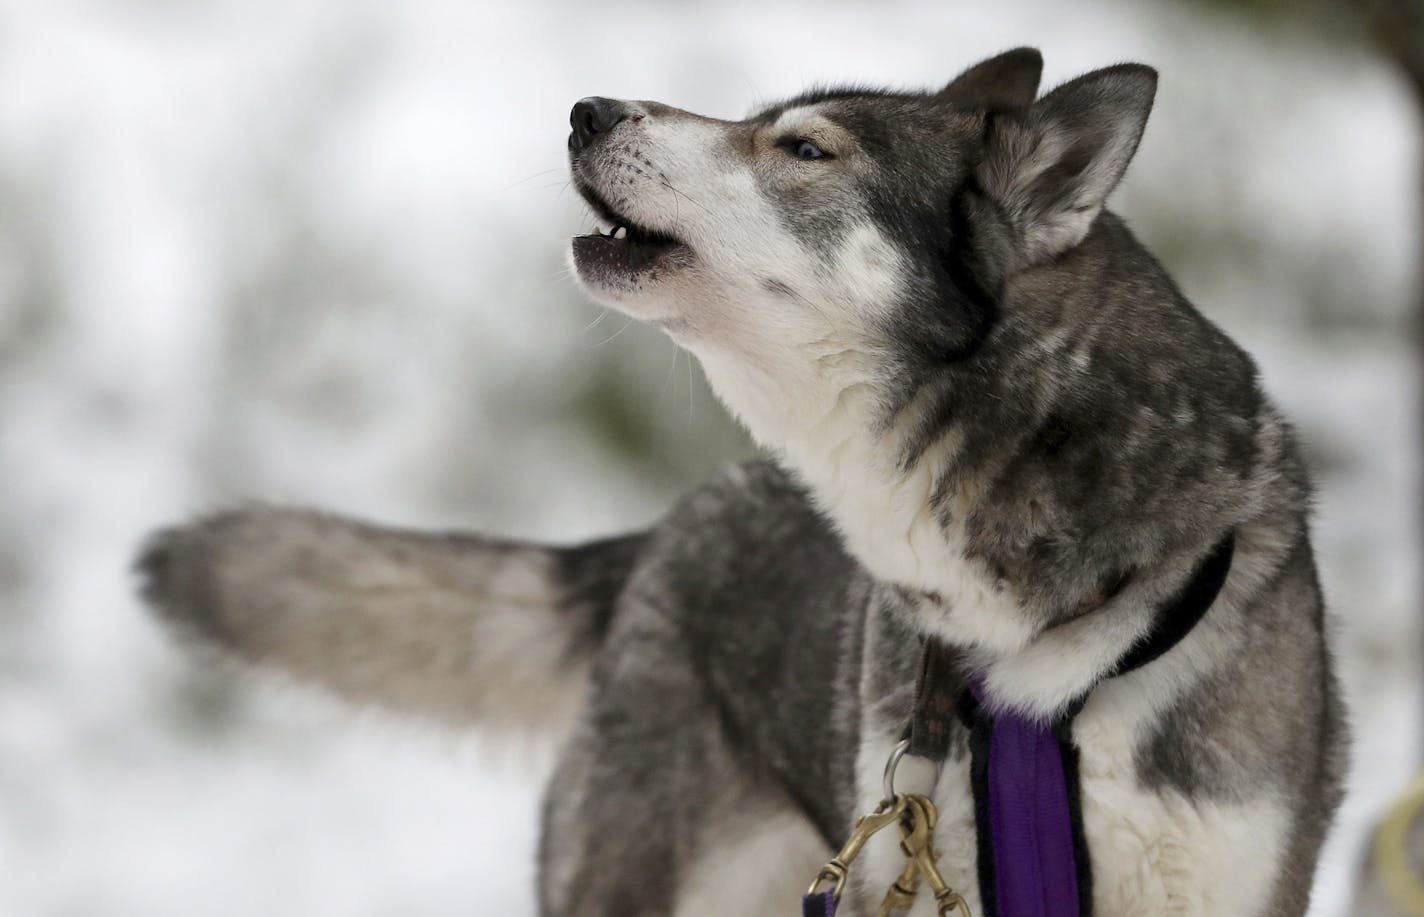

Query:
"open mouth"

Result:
[[571, 179, 691, 277]]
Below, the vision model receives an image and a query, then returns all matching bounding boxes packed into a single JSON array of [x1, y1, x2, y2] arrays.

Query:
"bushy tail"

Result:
[[136, 507, 643, 736]]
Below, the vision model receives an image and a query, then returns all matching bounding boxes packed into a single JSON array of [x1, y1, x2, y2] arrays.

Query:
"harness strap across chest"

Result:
[[905, 533, 1236, 917]]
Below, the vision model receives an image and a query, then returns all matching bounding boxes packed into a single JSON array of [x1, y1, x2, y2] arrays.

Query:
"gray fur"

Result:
[[139, 508, 643, 735], [137, 48, 1346, 916]]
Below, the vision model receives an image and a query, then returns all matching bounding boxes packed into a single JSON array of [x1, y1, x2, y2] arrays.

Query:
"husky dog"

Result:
[[138, 49, 1346, 916]]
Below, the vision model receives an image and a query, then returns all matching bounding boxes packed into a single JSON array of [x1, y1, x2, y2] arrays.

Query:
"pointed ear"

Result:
[[979, 64, 1157, 264], [939, 47, 1043, 110]]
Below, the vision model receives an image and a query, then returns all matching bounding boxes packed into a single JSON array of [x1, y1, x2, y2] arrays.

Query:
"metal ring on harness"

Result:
[[882, 738, 911, 807]]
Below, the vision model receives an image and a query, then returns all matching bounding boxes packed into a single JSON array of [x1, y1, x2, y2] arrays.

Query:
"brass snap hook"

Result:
[[805, 794, 910, 900], [899, 795, 971, 917]]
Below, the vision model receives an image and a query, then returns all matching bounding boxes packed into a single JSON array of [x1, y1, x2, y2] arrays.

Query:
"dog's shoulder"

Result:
[[619, 456, 869, 674], [644, 459, 846, 571]]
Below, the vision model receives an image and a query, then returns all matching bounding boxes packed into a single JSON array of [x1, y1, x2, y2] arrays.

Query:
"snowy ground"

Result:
[[0, 1, 1418, 915]]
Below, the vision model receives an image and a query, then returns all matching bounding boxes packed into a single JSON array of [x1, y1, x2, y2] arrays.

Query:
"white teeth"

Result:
[[613, 226, 628, 240], [592, 226, 603, 236]]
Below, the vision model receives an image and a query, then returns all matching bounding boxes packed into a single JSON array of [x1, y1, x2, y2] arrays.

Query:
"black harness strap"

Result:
[[905, 631, 962, 761], [1105, 533, 1236, 680]]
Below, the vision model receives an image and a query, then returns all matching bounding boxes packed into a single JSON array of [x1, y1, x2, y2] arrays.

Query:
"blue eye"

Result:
[[791, 139, 827, 160]]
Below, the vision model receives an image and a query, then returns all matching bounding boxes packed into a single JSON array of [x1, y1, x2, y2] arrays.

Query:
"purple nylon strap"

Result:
[[801, 891, 836, 917], [973, 687, 1081, 917]]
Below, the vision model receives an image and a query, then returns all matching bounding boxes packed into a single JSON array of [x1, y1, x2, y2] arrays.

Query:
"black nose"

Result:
[[569, 97, 629, 152]]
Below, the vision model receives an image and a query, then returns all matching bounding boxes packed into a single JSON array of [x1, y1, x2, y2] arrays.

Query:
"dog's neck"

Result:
[[698, 342, 1039, 644], [802, 396, 1214, 719], [697, 339, 1205, 721], [783, 384, 1042, 651]]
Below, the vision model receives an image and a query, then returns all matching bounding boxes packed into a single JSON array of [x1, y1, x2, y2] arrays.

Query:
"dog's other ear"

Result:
[[939, 47, 1043, 110], [980, 64, 1157, 265]]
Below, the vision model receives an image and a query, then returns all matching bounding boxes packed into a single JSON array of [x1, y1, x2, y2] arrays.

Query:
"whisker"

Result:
[[582, 309, 611, 333], [686, 345, 696, 428], [589, 318, 634, 348], [501, 168, 562, 192], [657, 343, 680, 409], [660, 179, 713, 216]]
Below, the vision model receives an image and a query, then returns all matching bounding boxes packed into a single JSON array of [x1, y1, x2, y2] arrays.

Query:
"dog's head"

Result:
[[567, 50, 1156, 444]]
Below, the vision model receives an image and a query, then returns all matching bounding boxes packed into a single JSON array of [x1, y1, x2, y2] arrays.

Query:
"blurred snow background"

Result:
[[0, 0, 1417, 914]]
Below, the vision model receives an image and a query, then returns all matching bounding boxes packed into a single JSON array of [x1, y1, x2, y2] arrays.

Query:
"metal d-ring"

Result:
[[882, 738, 911, 806]]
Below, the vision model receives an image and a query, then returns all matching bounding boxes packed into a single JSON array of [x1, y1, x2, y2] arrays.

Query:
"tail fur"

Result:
[[135, 507, 643, 735]]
